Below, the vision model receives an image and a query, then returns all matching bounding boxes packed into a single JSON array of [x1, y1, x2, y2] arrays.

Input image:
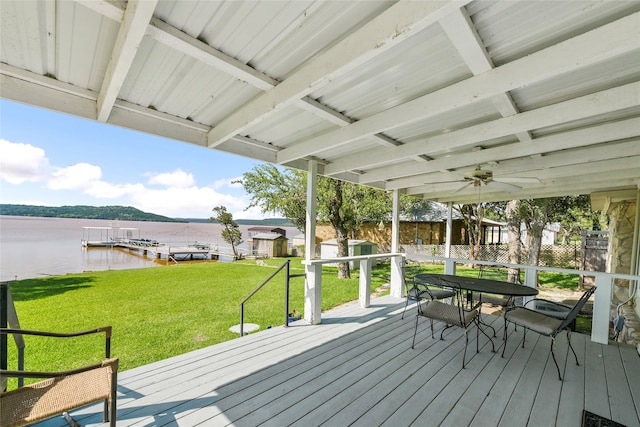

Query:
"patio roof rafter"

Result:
[[279, 12, 639, 165], [206, 0, 470, 148], [96, 0, 157, 123]]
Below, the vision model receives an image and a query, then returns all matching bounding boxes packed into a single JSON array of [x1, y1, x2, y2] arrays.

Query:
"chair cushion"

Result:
[[423, 288, 456, 300], [505, 307, 563, 336], [419, 301, 477, 327]]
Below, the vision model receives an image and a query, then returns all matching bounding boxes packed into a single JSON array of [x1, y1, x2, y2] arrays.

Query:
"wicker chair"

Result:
[[502, 287, 596, 380], [0, 327, 118, 427]]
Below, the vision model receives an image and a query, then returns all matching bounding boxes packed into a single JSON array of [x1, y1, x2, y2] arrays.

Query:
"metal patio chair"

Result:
[[501, 287, 596, 380], [412, 285, 495, 369], [401, 264, 455, 319]]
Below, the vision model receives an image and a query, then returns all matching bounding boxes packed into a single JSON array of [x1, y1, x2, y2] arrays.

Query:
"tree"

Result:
[[237, 165, 393, 279], [455, 203, 484, 260], [234, 164, 307, 232], [505, 200, 522, 283], [210, 206, 243, 259]]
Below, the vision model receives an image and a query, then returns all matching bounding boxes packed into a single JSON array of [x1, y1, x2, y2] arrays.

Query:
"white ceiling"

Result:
[[1, 0, 639, 204]]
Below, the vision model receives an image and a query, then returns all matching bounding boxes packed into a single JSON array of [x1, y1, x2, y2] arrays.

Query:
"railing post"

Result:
[[444, 259, 456, 275], [285, 261, 290, 328], [390, 255, 404, 298], [304, 263, 322, 325], [359, 258, 372, 308], [523, 267, 537, 306], [592, 274, 612, 344], [240, 303, 244, 337], [1, 282, 7, 388]]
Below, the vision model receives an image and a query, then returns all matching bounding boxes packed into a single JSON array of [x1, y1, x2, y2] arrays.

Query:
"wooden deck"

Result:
[[35, 295, 640, 427]]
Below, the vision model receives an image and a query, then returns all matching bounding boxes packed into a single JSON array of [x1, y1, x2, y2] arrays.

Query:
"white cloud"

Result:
[[131, 186, 247, 218], [146, 169, 194, 189], [0, 139, 258, 219], [0, 139, 50, 184], [48, 163, 102, 190]]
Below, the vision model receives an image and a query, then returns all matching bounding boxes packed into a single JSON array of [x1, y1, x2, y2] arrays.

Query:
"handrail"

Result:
[[240, 260, 304, 337]]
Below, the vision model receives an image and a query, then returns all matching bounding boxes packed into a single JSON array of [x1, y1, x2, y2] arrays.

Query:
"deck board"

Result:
[[31, 295, 640, 427]]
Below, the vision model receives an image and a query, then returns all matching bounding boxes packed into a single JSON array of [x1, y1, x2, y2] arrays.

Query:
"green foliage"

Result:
[[0, 204, 182, 222], [5, 258, 371, 387], [234, 164, 308, 231], [210, 206, 243, 258]]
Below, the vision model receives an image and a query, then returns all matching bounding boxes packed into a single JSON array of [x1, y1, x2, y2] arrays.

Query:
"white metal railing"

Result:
[[302, 253, 639, 345]]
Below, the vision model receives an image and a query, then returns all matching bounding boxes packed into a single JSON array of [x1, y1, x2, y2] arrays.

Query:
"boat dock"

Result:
[[82, 227, 225, 262]]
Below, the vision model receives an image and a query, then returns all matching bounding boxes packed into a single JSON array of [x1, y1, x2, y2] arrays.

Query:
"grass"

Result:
[[4, 258, 585, 388], [4, 258, 376, 384]]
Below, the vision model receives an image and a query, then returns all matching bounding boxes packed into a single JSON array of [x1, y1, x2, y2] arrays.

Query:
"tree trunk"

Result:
[[327, 180, 351, 279], [506, 200, 522, 283], [527, 217, 545, 267]]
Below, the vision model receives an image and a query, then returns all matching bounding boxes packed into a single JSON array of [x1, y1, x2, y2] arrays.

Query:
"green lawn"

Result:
[[4, 258, 583, 388], [5, 258, 377, 381]]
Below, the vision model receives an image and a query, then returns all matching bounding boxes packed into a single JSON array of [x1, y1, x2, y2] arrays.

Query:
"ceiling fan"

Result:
[[451, 165, 540, 194]]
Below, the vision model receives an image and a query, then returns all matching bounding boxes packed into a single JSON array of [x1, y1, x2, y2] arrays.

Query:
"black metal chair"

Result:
[[412, 286, 495, 369], [401, 267, 455, 319], [502, 287, 596, 380]]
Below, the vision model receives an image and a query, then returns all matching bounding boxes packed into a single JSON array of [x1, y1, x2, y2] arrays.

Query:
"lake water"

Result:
[[0, 216, 300, 281]]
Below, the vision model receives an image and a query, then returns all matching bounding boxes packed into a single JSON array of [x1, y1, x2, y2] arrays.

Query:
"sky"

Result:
[[0, 99, 273, 219]]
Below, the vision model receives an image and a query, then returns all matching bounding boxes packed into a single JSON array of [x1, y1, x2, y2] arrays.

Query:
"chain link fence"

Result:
[[397, 243, 584, 269]]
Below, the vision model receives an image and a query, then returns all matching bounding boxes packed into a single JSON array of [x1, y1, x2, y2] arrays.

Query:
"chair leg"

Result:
[[566, 328, 579, 366], [501, 318, 509, 358], [521, 328, 527, 348], [550, 337, 562, 381], [476, 318, 496, 353], [462, 328, 469, 369], [411, 313, 420, 349], [401, 297, 410, 319]]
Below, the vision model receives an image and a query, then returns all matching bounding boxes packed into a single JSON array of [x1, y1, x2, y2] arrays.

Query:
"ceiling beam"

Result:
[[403, 142, 640, 196], [369, 112, 640, 187], [206, 0, 469, 148], [327, 81, 640, 178], [96, 0, 157, 122], [79, 0, 431, 154], [440, 7, 531, 142], [278, 12, 639, 164], [424, 171, 640, 204]]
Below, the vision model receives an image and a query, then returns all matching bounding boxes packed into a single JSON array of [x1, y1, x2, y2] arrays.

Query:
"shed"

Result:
[[291, 233, 322, 256], [320, 239, 378, 269], [252, 233, 288, 258], [248, 227, 286, 238]]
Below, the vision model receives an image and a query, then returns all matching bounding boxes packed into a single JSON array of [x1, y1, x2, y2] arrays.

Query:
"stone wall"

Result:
[[606, 200, 639, 351]]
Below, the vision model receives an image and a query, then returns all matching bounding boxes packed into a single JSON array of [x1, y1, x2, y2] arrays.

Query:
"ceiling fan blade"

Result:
[[486, 180, 522, 192], [452, 181, 474, 194], [498, 177, 541, 183]]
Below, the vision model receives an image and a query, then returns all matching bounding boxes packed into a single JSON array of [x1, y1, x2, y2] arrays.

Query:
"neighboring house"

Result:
[[320, 239, 378, 269], [252, 233, 288, 258]]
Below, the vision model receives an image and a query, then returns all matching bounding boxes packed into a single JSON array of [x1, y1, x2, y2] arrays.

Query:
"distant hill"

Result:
[[180, 217, 295, 226], [0, 204, 184, 222]]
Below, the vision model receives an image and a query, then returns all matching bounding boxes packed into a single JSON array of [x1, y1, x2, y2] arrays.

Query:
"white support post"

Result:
[[391, 189, 400, 254], [304, 263, 322, 325], [304, 160, 321, 325], [445, 202, 452, 258], [390, 254, 404, 298], [591, 274, 612, 344], [359, 258, 372, 308], [522, 267, 537, 306], [444, 259, 456, 275], [390, 190, 404, 298]]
